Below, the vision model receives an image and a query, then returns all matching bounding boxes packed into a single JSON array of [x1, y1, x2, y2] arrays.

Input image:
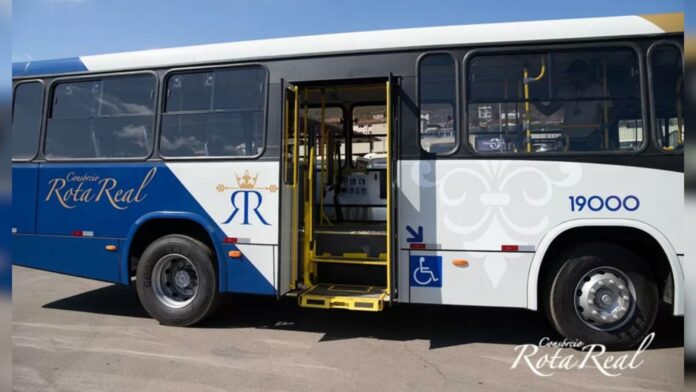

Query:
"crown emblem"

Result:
[[216, 170, 277, 193], [236, 170, 258, 189]]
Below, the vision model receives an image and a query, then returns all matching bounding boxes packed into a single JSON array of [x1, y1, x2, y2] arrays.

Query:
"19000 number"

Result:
[[569, 195, 639, 212]]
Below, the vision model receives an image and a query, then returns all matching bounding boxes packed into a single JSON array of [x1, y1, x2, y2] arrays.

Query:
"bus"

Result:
[[12, 13, 683, 349]]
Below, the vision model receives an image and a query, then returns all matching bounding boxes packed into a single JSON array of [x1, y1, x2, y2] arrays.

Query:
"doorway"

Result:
[[282, 79, 396, 311]]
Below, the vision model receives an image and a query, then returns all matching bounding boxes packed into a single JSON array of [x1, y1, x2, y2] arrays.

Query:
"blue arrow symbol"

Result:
[[406, 225, 423, 243]]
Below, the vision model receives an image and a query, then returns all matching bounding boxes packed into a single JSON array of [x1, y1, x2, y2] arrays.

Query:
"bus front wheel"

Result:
[[136, 234, 220, 326], [544, 242, 659, 350]]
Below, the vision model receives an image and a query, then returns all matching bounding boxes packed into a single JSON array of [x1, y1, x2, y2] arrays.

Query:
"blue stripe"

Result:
[[13, 57, 88, 78], [13, 163, 277, 296]]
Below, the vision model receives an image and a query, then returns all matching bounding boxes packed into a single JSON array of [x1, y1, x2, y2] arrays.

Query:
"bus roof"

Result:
[[13, 13, 683, 79]]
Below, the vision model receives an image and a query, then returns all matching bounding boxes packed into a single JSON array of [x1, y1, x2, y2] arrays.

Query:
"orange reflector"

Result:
[[228, 250, 242, 258], [452, 259, 469, 267], [105, 245, 118, 252]]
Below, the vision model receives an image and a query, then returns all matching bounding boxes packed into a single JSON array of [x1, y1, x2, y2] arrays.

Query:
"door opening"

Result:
[[283, 80, 395, 311]]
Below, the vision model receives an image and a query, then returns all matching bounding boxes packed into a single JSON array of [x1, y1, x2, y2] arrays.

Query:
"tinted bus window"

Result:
[[12, 82, 44, 160], [160, 66, 267, 158], [45, 74, 156, 159], [650, 44, 683, 152], [419, 54, 457, 154], [467, 47, 642, 153]]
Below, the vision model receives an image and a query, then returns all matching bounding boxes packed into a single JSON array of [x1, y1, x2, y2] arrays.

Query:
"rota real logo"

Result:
[[45, 168, 157, 210], [217, 170, 277, 226]]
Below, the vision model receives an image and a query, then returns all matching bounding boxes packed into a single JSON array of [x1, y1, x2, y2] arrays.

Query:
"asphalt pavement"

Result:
[[12, 266, 684, 391]]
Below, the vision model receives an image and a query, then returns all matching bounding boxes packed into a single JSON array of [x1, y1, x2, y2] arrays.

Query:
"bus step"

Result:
[[314, 229, 387, 236], [312, 254, 387, 266], [298, 284, 387, 312]]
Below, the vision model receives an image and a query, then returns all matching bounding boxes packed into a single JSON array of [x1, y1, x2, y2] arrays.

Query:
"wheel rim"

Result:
[[574, 266, 636, 331], [152, 254, 199, 309]]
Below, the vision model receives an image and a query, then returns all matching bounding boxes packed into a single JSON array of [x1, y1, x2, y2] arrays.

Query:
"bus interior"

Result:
[[285, 81, 393, 311]]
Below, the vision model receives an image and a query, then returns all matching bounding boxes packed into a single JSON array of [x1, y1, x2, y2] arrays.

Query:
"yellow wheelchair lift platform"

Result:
[[298, 284, 388, 312]]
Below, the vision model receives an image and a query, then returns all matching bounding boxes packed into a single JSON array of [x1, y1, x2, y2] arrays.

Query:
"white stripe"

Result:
[[80, 15, 665, 72]]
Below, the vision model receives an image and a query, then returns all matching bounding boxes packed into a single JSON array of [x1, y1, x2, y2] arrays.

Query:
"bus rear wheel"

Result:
[[136, 234, 220, 326], [544, 242, 658, 350]]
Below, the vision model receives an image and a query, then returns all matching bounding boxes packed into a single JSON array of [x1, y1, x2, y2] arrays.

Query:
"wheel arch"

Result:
[[121, 212, 227, 291], [527, 219, 683, 315]]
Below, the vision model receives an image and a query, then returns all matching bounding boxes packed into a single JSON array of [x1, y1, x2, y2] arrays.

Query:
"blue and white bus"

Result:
[[12, 13, 683, 349]]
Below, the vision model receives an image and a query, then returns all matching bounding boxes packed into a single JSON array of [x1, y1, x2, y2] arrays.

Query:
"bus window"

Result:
[[467, 47, 643, 153], [650, 44, 683, 152], [160, 66, 267, 158], [352, 105, 386, 165], [12, 82, 43, 160], [419, 53, 457, 154], [45, 74, 156, 159]]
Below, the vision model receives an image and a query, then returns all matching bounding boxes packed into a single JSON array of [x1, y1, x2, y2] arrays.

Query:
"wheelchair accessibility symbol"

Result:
[[410, 255, 442, 287]]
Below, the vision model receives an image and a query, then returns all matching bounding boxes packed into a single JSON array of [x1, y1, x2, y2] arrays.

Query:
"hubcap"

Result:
[[574, 267, 636, 331], [152, 254, 199, 309]]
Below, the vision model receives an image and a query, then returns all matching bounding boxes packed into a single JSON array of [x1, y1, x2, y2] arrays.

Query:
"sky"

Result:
[[13, 0, 685, 62]]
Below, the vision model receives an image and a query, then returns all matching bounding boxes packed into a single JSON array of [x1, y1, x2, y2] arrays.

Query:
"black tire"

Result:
[[136, 234, 220, 326], [543, 242, 659, 350]]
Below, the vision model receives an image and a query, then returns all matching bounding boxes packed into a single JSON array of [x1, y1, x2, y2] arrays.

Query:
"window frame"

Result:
[[462, 41, 648, 157], [158, 63, 269, 161], [416, 51, 460, 156], [43, 70, 160, 162], [647, 40, 684, 155], [12, 79, 45, 162]]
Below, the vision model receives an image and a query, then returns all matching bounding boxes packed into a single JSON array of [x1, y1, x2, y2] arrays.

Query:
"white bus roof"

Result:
[[13, 13, 683, 77]]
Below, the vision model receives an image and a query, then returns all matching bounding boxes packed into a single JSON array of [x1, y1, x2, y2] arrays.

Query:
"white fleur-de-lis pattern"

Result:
[[413, 160, 582, 244], [399, 159, 683, 308], [403, 160, 582, 252]]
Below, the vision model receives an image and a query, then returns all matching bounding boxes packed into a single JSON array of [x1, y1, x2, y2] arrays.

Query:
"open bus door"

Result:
[[387, 73, 398, 302], [278, 82, 300, 296], [281, 79, 398, 310]]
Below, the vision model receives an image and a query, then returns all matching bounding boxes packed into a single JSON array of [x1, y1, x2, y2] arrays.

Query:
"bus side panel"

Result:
[[398, 159, 683, 308], [13, 235, 122, 283], [224, 244, 276, 295], [12, 164, 39, 234], [24, 161, 280, 295], [408, 250, 532, 307], [29, 162, 220, 284], [36, 163, 169, 238]]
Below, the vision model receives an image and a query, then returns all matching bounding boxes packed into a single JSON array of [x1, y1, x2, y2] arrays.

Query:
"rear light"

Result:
[[223, 237, 238, 244], [72, 230, 94, 237]]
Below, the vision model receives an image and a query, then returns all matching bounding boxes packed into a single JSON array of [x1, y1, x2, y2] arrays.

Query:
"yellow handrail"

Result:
[[524, 57, 546, 153], [304, 147, 315, 287], [303, 88, 309, 162]]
